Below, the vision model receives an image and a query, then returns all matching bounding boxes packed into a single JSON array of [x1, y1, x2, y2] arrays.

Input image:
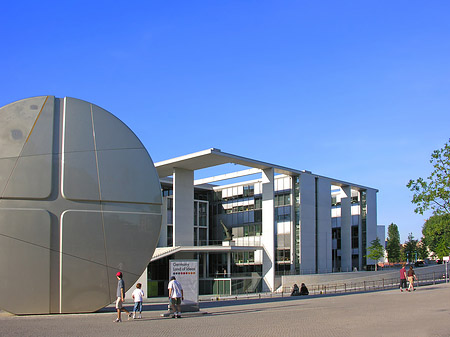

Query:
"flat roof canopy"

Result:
[[151, 245, 262, 262], [155, 148, 300, 178], [155, 148, 378, 192]]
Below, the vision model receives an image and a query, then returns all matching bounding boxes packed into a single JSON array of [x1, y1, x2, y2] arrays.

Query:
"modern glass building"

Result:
[[143, 148, 378, 297]]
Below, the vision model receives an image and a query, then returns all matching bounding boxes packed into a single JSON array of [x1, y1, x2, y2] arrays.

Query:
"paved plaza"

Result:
[[1, 283, 449, 337]]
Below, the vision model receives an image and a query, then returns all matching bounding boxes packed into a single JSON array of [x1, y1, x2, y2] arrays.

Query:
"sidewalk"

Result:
[[1, 282, 449, 336]]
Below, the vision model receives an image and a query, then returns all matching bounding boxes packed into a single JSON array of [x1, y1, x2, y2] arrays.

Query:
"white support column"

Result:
[[340, 186, 352, 272], [290, 177, 296, 273], [173, 168, 194, 246], [365, 189, 378, 265], [299, 173, 316, 274], [261, 168, 275, 292], [316, 178, 332, 273], [158, 197, 168, 247]]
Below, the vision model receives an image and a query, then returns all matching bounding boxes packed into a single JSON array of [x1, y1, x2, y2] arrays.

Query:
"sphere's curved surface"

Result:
[[0, 96, 162, 314]]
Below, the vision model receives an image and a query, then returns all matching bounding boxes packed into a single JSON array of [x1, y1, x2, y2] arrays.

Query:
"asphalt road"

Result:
[[1, 283, 449, 337]]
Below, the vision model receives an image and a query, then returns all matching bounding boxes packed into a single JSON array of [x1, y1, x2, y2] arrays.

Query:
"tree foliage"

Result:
[[407, 139, 450, 215], [422, 213, 450, 259], [366, 237, 385, 270], [403, 233, 418, 263], [416, 240, 429, 260], [386, 223, 401, 262]]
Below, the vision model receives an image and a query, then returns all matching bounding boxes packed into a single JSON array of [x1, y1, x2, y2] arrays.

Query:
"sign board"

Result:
[[443, 256, 450, 262], [169, 260, 199, 312]]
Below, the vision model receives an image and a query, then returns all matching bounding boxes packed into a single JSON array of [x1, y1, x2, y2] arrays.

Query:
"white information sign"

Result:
[[443, 256, 450, 262], [169, 260, 199, 311]]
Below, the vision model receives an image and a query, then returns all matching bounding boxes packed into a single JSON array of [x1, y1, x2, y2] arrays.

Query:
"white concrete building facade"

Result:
[[148, 148, 379, 295]]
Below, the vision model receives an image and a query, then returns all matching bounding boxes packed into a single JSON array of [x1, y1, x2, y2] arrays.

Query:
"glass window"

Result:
[[254, 209, 262, 222], [352, 226, 359, 249], [199, 215, 207, 227], [167, 225, 173, 246], [199, 228, 207, 246], [249, 251, 255, 262], [248, 224, 255, 236], [255, 223, 262, 236], [285, 194, 291, 206]]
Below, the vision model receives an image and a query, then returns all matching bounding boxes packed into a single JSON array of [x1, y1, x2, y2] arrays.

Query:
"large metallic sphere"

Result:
[[0, 96, 162, 314]]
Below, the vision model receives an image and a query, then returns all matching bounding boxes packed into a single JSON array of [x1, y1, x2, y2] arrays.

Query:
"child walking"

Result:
[[132, 283, 145, 319]]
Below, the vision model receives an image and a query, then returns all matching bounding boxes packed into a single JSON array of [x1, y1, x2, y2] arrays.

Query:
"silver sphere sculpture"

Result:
[[0, 96, 162, 314]]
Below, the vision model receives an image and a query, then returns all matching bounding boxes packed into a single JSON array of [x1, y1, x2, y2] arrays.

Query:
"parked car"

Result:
[[414, 260, 425, 267]]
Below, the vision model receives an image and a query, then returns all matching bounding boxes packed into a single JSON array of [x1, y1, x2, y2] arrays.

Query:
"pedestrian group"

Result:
[[113, 272, 184, 322]]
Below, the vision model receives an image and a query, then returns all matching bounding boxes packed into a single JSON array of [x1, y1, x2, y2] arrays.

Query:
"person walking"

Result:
[[132, 283, 145, 319], [114, 272, 132, 323], [399, 263, 407, 292], [168, 276, 184, 318], [407, 265, 418, 292]]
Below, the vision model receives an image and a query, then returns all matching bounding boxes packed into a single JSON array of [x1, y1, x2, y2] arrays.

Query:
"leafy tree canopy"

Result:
[[386, 223, 401, 262], [366, 237, 385, 270], [403, 233, 418, 263], [416, 240, 429, 260], [407, 139, 450, 215], [422, 213, 450, 258]]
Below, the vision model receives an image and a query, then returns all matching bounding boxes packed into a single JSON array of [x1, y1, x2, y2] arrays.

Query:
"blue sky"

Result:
[[1, 1, 449, 242]]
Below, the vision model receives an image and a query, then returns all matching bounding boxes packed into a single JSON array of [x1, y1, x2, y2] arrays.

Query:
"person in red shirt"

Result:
[[399, 263, 407, 292]]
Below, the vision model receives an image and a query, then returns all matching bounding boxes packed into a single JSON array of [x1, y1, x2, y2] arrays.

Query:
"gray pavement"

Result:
[[1, 283, 450, 337]]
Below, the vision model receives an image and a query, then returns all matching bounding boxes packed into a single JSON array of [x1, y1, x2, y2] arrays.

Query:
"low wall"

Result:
[[281, 264, 447, 290]]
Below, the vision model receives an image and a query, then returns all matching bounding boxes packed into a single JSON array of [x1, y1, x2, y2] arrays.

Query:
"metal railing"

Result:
[[279, 271, 448, 295]]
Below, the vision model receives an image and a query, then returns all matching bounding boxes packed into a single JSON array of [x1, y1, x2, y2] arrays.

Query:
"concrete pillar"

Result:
[[227, 252, 231, 277], [365, 189, 378, 265], [158, 197, 168, 247], [261, 168, 275, 291], [173, 168, 194, 246], [203, 254, 207, 278], [316, 178, 332, 273], [290, 177, 296, 273], [340, 186, 352, 272], [299, 173, 316, 274]]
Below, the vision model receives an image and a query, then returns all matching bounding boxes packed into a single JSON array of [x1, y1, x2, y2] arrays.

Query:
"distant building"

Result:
[[143, 148, 379, 296]]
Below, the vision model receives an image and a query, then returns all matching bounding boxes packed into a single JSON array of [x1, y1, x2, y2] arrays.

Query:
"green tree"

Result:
[[400, 245, 406, 262], [404, 233, 418, 263], [407, 139, 450, 215], [435, 239, 450, 260], [422, 213, 450, 258], [386, 223, 401, 262], [366, 237, 385, 271], [416, 240, 429, 260]]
